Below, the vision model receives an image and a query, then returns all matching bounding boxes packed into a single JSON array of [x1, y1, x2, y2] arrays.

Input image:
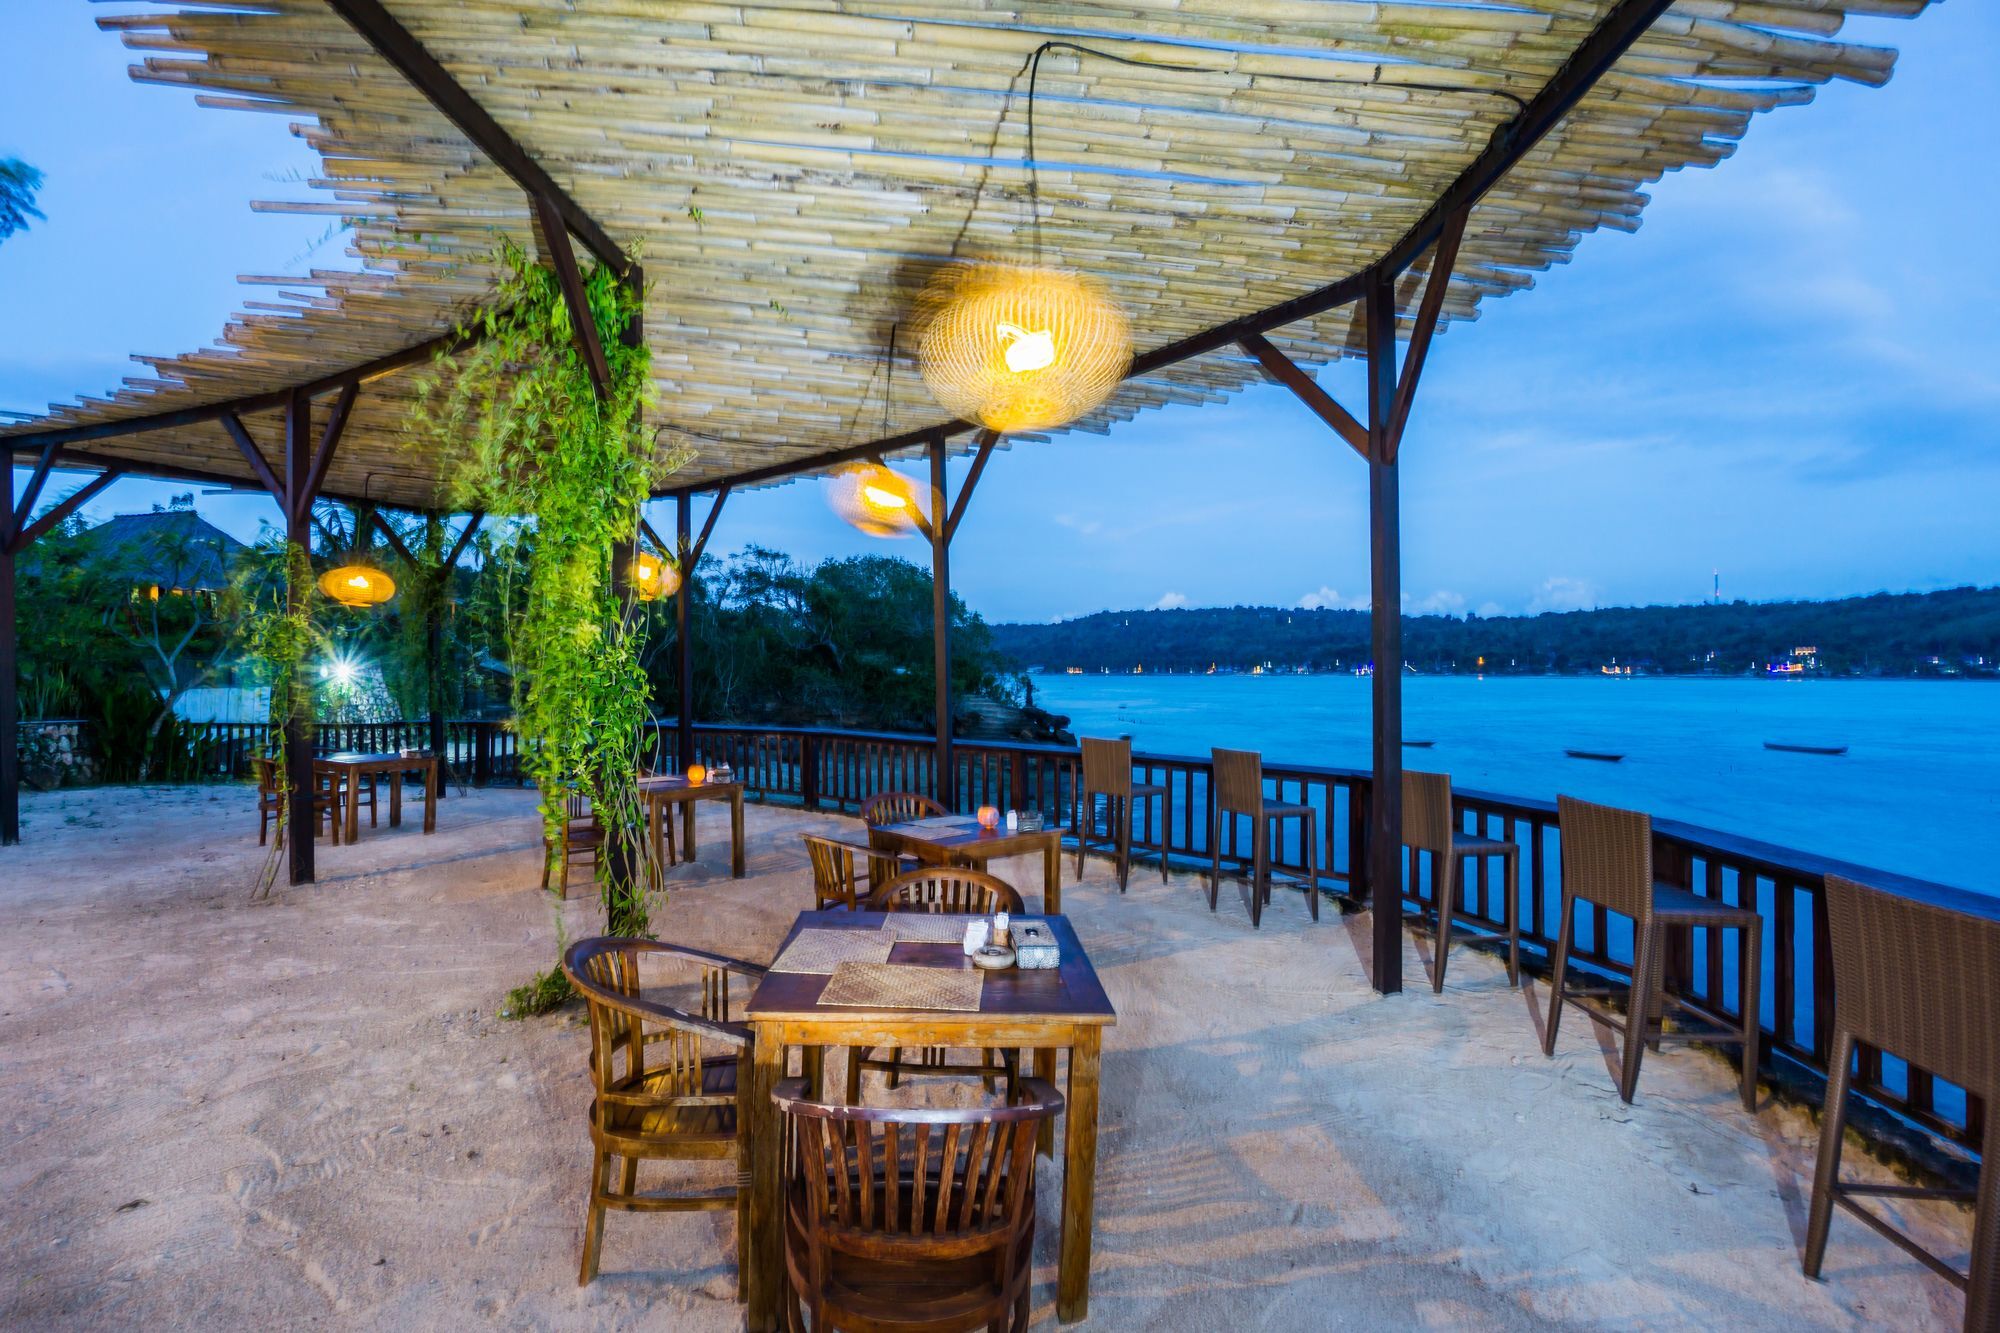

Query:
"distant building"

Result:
[[84, 509, 248, 596]]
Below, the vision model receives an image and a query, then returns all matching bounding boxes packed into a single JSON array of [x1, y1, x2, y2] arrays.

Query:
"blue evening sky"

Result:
[[5, 1, 1996, 625]]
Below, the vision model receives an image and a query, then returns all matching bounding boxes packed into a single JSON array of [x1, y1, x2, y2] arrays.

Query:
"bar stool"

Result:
[[1401, 770, 1520, 992], [1542, 795, 1762, 1109], [1805, 874, 1999, 1327], [1206, 747, 1318, 928], [1074, 736, 1169, 892]]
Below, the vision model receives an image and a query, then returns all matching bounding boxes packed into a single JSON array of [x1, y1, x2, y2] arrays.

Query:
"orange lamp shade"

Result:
[[686, 764, 707, 786], [632, 551, 681, 602], [916, 262, 1132, 435], [977, 805, 1000, 830], [828, 464, 924, 538], [318, 563, 396, 609]]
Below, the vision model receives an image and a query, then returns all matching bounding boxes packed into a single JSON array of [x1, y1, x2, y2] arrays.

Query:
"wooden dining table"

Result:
[[314, 750, 437, 843], [636, 773, 745, 882], [740, 909, 1115, 1328], [867, 815, 1065, 913]]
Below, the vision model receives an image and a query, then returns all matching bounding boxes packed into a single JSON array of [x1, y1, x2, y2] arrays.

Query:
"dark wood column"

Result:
[[0, 462, 17, 846], [1364, 269, 1405, 994], [282, 390, 317, 884], [675, 491, 694, 773], [928, 436, 954, 808]]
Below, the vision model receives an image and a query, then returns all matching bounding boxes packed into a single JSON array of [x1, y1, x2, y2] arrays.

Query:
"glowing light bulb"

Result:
[[996, 322, 1056, 373], [346, 574, 369, 589], [332, 661, 356, 685], [861, 483, 909, 510]]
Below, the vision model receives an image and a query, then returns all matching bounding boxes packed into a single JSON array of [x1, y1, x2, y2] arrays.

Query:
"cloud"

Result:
[[1476, 601, 1507, 619], [1052, 513, 1102, 537], [1527, 577, 1597, 614], [1148, 592, 1191, 611], [1299, 586, 1368, 611], [1403, 589, 1466, 615]]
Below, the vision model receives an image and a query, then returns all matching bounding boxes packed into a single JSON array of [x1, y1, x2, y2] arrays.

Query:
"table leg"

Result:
[[345, 770, 359, 844], [1044, 839, 1061, 914], [683, 797, 697, 862], [424, 760, 438, 834], [801, 1045, 824, 1101], [1058, 1026, 1101, 1324], [746, 1028, 786, 1332], [1034, 1047, 1059, 1158], [389, 770, 403, 828], [731, 791, 745, 879]]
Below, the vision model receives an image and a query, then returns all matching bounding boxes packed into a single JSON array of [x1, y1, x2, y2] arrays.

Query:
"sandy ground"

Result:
[[0, 783, 1973, 1330]]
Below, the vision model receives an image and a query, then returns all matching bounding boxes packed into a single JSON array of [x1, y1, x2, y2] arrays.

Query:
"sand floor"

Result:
[[0, 783, 1974, 1330]]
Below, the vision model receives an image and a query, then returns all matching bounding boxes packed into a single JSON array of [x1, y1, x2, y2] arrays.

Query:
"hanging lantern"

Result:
[[915, 261, 1131, 434], [318, 562, 396, 609], [631, 551, 681, 602], [828, 463, 925, 538]]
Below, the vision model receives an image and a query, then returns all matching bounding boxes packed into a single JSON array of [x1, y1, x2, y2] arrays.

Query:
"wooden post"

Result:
[[423, 513, 448, 793], [0, 462, 18, 846], [1365, 269, 1404, 995], [675, 491, 694, 773], [928, 436, 954, 809], [283, 390, 317, 885]]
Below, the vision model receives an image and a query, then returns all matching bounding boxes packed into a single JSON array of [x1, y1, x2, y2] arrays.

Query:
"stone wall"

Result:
[[18, 719, 98, 789]]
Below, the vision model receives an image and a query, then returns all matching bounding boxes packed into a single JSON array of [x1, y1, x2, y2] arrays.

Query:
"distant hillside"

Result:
[[991, 587, 2000, 678]]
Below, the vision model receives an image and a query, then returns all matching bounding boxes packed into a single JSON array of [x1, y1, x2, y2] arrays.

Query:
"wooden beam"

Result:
[[13, 470, 119, 553], [637, 515, 669, 556], [928, 436, 954, 807], [1239, 333, 1370, 461], [944, 430, 998, 546], [369, 511, 417, 564], [324, 0, 625, 273], [299, 380, 358, 516], [11, 443, 58, 537], [1364, 268, 1403, 996], [220, 412, 284, 504], [674, 492, 694, 773], [687, 484, 731, 569], [1386, 208, 1469, 459], [531, 192, 612, 402], [283, 390, 315, 885], [442, 511, 484, 570]]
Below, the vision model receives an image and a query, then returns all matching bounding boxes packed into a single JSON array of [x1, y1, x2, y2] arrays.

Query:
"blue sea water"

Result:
[[1027, 674, 2000, 895]]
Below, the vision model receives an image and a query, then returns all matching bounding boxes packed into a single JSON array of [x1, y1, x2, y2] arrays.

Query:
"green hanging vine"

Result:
[[410, 241, 664, 1008], [234, 540, 324, 900]]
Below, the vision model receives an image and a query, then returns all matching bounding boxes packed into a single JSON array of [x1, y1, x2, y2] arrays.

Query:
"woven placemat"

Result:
[[882, 914, 979, 943], [908, 815, 975, 831], [769, 929, 895, 974], [818, 962, 984, 1011]]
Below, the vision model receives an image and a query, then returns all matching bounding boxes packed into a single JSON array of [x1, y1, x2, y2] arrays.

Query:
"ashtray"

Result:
[[1016, 811, 1045, 833], [971, 945, 1016, 971]]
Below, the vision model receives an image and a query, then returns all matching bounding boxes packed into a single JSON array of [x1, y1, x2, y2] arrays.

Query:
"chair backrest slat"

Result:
[[1081, 737, 1132, 798], [1557, 794, 1653, 922], [861, 791, 949, 827], [868, 866, 1023, 915], [1402, 771, 1454, 856], [1825, 875, 2000, 1095], [1211, 747, 1263, 816]]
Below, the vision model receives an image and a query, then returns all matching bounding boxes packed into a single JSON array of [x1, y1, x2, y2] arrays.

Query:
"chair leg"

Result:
[[1303, 812, 1319, 922], [579, 1147, 610, 1285], [1802, 1029, 1853, 1280], [1116, 797, 1132, 893], [619, 1154, 638, 1198], [1207, 808, 1221, 912], [1618, 922, 1659, 1103], [887, 1048, 902, 1090], [1739, 916, 1763, 1112], [1249, 818, 1266, 929], [844, 1047, 863, 1104], [1543, 894, 1575, 1057], [1160, 791, 1171, 884], [1075, 790, 1090, 879], [1504, 850, 1522, 987], [1432, 853, 1456, 993], [1966, 1108, 2000, 1330]]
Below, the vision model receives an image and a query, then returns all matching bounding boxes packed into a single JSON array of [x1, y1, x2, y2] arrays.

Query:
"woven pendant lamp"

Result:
[[828, 463, 925, 538], [915, 262, 1130, 434], [318, 561, 395, 609], [631, 550, 681, 601]]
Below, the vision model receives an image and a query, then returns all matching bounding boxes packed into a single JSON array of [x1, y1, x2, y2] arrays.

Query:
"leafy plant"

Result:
[[0, 158, 44, 243], [231, 540, 324, 899]]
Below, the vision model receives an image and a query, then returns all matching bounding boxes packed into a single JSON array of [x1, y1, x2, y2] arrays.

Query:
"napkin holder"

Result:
[[1014, 923, 1060, 970]]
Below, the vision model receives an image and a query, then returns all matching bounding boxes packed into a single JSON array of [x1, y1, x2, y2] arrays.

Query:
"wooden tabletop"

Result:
[[636, 774, 743, 795], [871, 816, 1058, 858], [317, 750, 435, 766], [744, 911, 1114, 1027]]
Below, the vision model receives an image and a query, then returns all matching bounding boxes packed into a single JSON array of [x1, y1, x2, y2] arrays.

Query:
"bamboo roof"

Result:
[[3, 0, 1928, 509]]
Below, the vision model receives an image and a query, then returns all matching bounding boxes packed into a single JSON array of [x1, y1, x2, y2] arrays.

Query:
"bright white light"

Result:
[[861, 483, 909, 510], [333, 661, 356, 685], [995, 322, 1055, 373]]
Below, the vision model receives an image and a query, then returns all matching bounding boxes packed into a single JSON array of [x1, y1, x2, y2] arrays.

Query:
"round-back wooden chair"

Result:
[[847, 868, 1025, 1101], [860, 790, 950, 828], [775, 1076, 1064, 1333], [254, 756, 343, 846], [802, 832, 885, 911], [561, 936, 767, 1285]]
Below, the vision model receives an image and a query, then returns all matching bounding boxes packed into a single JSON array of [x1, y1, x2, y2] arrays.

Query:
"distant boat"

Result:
[[1403, 739, 1435, 748], [1565, 748, 1624, 762], [1764, 741, 1848, 756]]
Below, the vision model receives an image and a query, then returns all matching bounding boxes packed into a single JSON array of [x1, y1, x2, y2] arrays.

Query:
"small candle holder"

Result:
[[686, 763, 707, 786], [977, 805, 1000, 831]]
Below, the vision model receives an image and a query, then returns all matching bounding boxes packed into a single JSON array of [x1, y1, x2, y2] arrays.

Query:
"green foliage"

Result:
[[988, 588, 2000, 676], [0, 158, 44, 243], [499, 966, 574, 1020], [410, 241, 662, 937], [230, 540, 324, 898]]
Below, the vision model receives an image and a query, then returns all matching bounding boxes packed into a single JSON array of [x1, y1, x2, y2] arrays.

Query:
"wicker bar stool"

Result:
[[1206, 747, 1318, 929], [1542, 795, 1762, 1110], [1074, 736, 1170, 892], [1402, 771, 1521, 992], [1804, 874, 2000, 1328]]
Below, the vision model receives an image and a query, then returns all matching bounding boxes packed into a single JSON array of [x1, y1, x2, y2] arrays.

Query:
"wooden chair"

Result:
[[775, 1075, 1063, 1333], [1401, 771, 1521, 992], [802, 832, 888, 911], [1206, 747, 1319, 928], [542, 790, 604, 897], [254, 757, 341, 846], [1805, 875, 2000, 1328], [1541, 795, 1762, 1110], [847, 867, 1024, 1102], [561, 936, 767, 1286], [1074, 736, 1169, 892], [861, 790, 950, 828]]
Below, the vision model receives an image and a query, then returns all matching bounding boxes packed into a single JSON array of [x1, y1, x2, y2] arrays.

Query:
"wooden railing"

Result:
[[185, 719, 525, 785]]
